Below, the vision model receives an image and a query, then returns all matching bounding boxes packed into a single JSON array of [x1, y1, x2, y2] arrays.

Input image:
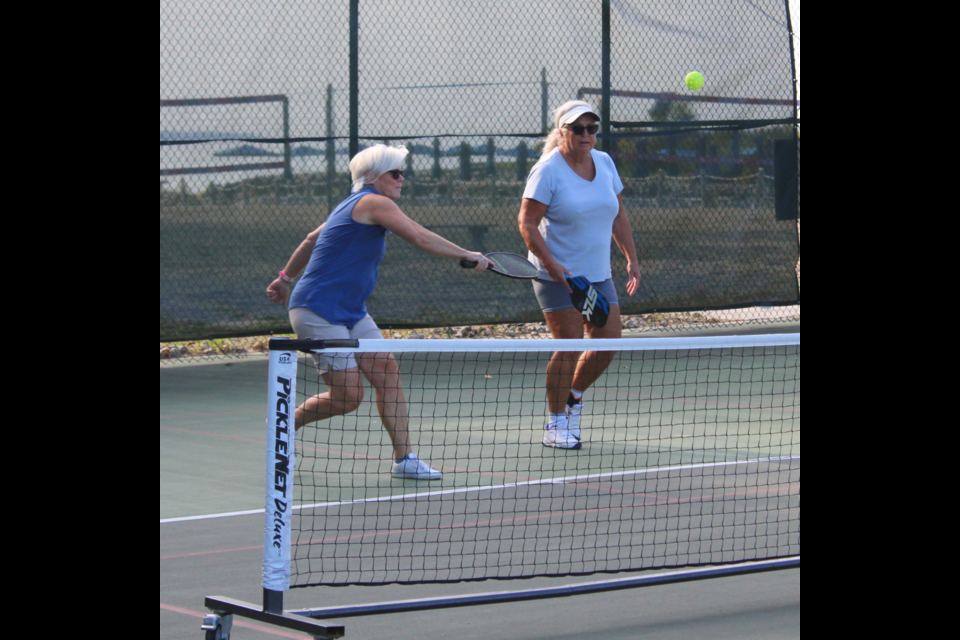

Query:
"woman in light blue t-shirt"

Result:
[[519, 101, 641, 451]]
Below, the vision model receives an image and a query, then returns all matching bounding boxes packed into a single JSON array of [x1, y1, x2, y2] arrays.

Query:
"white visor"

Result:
[[558, 106, 601, 127]]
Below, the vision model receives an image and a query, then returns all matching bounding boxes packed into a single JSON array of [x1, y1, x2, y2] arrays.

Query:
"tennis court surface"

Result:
[[160, 333, 799, 639]]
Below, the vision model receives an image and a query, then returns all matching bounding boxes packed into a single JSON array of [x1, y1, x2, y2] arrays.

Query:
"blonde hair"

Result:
[[349, 144, 410, 193], [540, 100, 600, 159]]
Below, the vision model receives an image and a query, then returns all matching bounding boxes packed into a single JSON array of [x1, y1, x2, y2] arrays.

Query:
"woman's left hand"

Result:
[[267, 278, 291, 306], [625, 263, 642, 296]]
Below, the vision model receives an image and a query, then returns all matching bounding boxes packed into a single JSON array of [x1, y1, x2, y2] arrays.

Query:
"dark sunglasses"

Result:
[[565, 123, 600, 136], [387, 169, 405, 180]]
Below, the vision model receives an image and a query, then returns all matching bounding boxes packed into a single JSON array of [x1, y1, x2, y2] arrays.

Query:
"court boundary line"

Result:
[[294, 454, 800, 512], [160, 481, 799, 560], [160, 603, 309, 639], [160, 454, 799, 524]]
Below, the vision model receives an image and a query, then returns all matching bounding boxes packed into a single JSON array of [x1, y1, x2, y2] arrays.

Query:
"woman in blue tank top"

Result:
[[266, 145, 492, 480]]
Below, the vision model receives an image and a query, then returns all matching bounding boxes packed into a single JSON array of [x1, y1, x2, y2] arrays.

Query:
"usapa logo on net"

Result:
[[279, 352, 293, 365]]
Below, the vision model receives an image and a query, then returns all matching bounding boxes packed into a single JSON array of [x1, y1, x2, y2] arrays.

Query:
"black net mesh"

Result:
[[281, 337, 801, 587]]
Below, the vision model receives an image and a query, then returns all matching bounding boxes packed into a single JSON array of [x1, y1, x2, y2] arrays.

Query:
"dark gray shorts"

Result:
[[532, 278, 619, 313]]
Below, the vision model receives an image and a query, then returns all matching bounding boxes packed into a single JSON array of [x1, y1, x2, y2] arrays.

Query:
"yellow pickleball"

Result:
[[685, 72, 704, 91]]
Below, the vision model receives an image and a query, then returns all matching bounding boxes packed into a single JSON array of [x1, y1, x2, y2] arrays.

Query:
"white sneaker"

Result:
[[542, 417, 582, 450], [392, 453, 443, 480], [566, 400, 583, 442]]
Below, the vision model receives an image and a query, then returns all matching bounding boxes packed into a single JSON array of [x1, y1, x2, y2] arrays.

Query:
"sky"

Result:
[[161, 0, 799, 140]]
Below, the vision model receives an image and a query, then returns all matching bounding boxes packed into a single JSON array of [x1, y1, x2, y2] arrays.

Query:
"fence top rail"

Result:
[[577, 88, 799, 108], [160, 95, 289, 107]]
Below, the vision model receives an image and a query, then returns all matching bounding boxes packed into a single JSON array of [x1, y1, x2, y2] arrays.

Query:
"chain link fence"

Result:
[[161, 0, 800, 353]]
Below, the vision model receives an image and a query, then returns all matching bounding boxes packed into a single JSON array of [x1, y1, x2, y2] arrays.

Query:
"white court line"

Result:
[[160, 508, 265, 524], [295, 454, 801, 512], [160, 454, 800, 525]]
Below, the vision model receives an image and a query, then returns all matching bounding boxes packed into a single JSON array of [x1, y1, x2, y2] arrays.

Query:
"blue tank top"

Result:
[[288, 187, 388, 328]]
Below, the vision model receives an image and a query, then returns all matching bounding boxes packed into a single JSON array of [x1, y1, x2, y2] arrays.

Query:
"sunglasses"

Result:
[[387, 169, 405, 180], [564, 124, 600, 136]]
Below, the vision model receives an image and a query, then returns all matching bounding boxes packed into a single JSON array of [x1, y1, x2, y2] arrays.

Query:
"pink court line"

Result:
[[561, 477, 794, 501], [161, 422, 794, 497], [301, 483, 801, 548], [160, 426, 264, 446], [293, 456, 800, 512], [161, 409, 261, 420], [161, 456, 799, 525], [160, 603, 311, 639], [625, 391, 801, 414], [161, 483, 798, 560], [161, 387, 798, 418], [161, 544, 263, 561], [159, 426, 386, 461], [411, 384, 799, 414], [563, 479, 800, 504]]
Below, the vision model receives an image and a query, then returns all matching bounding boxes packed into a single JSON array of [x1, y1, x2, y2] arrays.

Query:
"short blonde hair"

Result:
[[350, 144, 410, 193]]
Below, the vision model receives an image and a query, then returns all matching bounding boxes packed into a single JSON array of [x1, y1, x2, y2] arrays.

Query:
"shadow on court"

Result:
[[160, 355, 799, 640]]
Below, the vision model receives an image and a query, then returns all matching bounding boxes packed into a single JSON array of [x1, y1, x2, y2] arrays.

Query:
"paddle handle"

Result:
[[460, 260, 478, 269]]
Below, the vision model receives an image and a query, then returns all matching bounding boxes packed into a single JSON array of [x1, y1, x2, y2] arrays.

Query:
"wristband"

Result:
[[279, 271, 293, 283]]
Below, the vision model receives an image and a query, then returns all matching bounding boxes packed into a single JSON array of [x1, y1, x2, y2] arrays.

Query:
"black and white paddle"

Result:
[[460, 252, 539, 280]]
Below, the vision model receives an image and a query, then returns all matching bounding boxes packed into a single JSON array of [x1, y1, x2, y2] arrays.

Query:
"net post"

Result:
[[263, 588, 284, 615], [263, 343, 298, 600]]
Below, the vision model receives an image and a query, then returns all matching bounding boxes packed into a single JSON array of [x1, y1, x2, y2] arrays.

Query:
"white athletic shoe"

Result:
[[392, 453, 443, 480], [566, 400, 583, 442], [542, 418, 582, 450]]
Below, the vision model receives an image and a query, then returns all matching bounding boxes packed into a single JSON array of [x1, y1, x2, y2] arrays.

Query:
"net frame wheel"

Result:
[[201, 613, 233, 640]]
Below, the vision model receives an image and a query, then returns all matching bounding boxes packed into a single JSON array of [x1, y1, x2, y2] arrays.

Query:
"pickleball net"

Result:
[[264, 334, 799, 590]]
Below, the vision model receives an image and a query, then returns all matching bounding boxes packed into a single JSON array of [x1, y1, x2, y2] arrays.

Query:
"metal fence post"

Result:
[[516, 142, 529, 181], [349, 0, 360, 160], [541, 68, 549, 134], [460, 142, 472, 181], [432, 138, 442, 179], [602, 1, 612, 155], [486, 138, 496, 177], [282, 97, 292, 181], [326, 84, 335, 211]]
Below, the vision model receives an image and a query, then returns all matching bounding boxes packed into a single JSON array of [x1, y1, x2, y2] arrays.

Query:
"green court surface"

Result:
[[162, 325, 799, 518], [160, 334, 799, 639], [161, 359, 275, 519]]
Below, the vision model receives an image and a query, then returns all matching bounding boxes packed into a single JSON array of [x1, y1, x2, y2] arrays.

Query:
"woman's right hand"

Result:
[[266, 278, 291, 306], [544, 259, 573, 292], [463, 252, 493, 270]]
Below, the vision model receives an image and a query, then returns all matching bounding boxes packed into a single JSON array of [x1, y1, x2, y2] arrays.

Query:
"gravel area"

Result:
[[159, 307, 799, 361]]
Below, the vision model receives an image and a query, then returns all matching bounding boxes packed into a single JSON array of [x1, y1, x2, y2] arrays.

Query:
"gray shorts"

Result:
[[532, 278, 619, 313], [288, 307, 383, 373]]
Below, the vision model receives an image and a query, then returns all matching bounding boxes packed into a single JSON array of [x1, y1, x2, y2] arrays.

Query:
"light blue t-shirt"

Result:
[[522, 149, 624, 282]]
